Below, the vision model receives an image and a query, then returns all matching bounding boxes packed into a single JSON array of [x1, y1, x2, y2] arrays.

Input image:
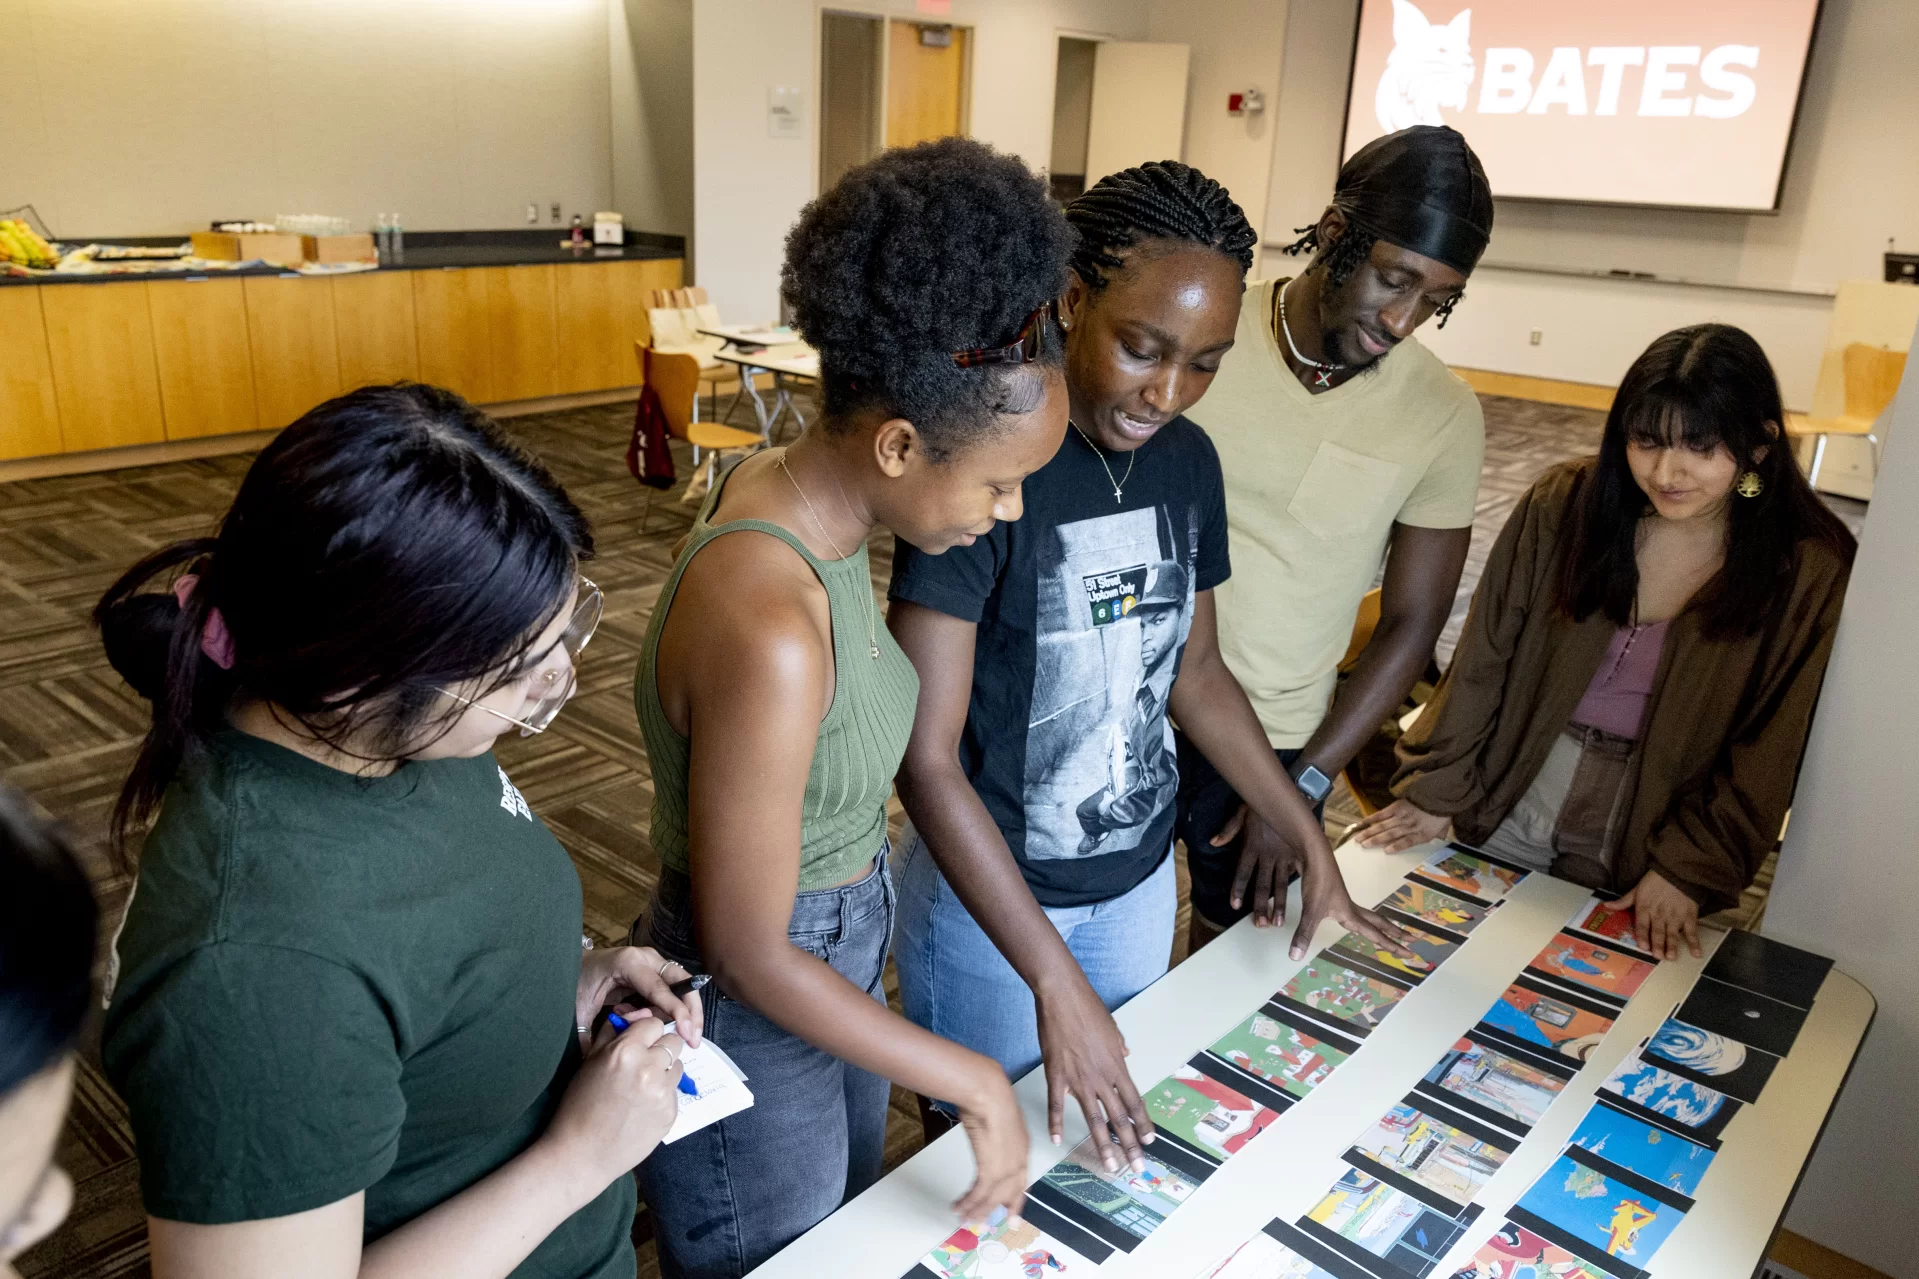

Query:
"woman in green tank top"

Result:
[[633, 140, 1072, 1278]]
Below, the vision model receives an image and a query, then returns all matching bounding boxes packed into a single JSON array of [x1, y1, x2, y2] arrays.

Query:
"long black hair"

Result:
[[94, 383, 592, 850], [1558, 324, 1854, 639], [1065, 160, 1256, 293], [781, 137, 1072, 461], [0, 782, 96, 1095]]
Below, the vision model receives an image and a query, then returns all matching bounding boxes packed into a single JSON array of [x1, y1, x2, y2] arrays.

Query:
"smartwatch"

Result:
[[1292, 763, 1333, 805]]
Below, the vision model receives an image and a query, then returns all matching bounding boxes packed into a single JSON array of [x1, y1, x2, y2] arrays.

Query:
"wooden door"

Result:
[[487, 265, 559, 402], [413, 268, 496, 404], [1084, 42, 1190, 188], [148, 278, 259, 441], [243, 275, 342, 429], [554, 259, 684, 394], [0, 288, 64, 460], [41, 282, 166, 453], [886, 20, 968, 148], [333, 271, 419, 391]]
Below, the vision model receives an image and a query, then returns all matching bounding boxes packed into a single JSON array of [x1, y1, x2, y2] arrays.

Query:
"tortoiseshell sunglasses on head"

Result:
[[951, 298, 1059, 369]]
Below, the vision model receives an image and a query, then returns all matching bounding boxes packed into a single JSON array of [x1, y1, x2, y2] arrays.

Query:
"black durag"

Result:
[[1328, 125, 1493, 275]]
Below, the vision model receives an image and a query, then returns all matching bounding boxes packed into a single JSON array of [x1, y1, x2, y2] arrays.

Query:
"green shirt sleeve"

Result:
[[109, 940, 407, 1225]]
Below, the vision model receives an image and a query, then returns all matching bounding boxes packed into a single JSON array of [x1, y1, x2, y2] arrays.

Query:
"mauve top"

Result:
[[1571, 620, 1671, 739]]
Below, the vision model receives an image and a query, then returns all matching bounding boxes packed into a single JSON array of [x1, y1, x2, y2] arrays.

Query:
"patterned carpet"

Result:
[[0, 388, 1814, 1277]]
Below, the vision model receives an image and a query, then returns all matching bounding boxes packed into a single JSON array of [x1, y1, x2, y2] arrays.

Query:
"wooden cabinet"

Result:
[[40, 282, 165, 452], [413, 268, 495, 403], [487, 265, 559, 402], [243, 275, 342, 429], [0, 288, 64, 460], [333, 271, 419, 390], [554, 258, 682, 394], [148, 278, 259, 441]]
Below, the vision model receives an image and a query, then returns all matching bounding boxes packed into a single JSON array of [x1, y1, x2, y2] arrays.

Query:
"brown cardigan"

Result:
[[1393, 461, 1852, 914]]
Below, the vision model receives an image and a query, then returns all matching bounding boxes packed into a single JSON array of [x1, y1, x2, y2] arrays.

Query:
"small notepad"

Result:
[[660, 1024, 754, 1144]]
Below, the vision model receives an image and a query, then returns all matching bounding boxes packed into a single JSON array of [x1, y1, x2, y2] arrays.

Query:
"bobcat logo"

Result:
[[1375, 0, 1474, 132]]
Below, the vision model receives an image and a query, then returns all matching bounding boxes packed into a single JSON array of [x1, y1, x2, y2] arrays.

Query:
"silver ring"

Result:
[[659, 959, 680, 979], [575, 1024, 588, 1034]]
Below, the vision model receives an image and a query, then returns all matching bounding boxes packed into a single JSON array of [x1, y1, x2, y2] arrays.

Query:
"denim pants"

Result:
[[631, 843, 894, 1279], [1479, 724, 1634, 889], [891, 825, 1175, 1091]]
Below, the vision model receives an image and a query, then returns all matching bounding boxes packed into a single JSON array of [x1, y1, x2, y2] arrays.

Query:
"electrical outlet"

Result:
[[550, 203, 562, 224], [525, 202, 538, 225], [1529, 329, 1543, 346]]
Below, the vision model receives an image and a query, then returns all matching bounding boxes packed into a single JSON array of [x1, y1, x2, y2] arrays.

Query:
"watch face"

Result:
[[1296, 765, 1332, 802]]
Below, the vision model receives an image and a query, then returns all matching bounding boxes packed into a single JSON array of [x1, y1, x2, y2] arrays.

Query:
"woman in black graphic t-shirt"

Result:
[[888, 163, 1412, 1174]]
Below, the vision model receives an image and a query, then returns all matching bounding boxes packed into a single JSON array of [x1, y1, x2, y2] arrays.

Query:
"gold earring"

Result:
[[1735, 471, 1763, 498]]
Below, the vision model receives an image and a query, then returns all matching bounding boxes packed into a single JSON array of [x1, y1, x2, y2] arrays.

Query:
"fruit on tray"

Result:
[[0, 219, 59, 268]]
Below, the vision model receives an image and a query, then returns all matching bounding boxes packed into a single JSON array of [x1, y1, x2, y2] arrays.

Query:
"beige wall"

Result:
[[1148, 0, 1289, 243], [610, 0, 695, 242], [0, 0, 614, 238], [1049, 38, 1097, 178]]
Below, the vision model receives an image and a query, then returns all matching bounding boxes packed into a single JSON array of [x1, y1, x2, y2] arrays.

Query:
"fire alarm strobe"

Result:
[[1228, 88, 1266, 116]]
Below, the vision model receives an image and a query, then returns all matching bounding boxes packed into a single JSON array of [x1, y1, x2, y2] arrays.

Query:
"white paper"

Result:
[[661, 1024, 754, 1144]]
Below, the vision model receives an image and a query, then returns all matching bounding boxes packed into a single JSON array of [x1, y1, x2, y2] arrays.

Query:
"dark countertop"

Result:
[[1, 228, 684, 287]]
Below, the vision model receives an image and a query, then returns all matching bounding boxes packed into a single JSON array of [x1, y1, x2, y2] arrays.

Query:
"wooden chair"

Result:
[[638, 344, 765, 506], [643, 287, 761, 421], [1785, 343, 1907, 490]]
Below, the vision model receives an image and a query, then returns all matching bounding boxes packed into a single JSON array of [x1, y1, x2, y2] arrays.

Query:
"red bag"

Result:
[[627, 375, 676, 490]]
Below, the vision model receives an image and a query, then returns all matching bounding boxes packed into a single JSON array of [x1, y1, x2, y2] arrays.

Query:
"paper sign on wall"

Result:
[[768, 86, 803, 138]]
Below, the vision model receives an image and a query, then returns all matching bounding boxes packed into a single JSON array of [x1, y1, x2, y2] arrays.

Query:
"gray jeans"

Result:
[[1479, 723, 1634, 889]]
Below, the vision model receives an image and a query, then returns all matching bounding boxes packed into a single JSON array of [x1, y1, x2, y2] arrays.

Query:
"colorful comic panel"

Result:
[[1516, 1155, 1685, 1265], [1383, 880, 1489, 933], [1640, 1017, 1779, 1103], [1568, 898, 1638, 945], [1529, 933, 1655, 1002], [1147, 1066, 1281, 1159], [1308, 1170, 1469, 1272], [1426, 1039, 1568, 1130], [1418, 847, 1527, 902], [1452, 1220, 1618, 1279], [1481, 982, 1616, 1062], [1351, 1102, 1512, 1204], [1279, 957, 1407, 1031], [1600, 1054, 1736, 1140], [1195, 1232, 1338, 1278], [920, 1208, 1101, 1278], [1331, 921, 1460, 980], [1569, 1103, 1716, 1197], [1039, 1136, 1198, 1240], [1208, 1011, 1353, 1099]]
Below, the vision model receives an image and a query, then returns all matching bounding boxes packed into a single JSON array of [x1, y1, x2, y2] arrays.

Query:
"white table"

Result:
[[698, 324, 819, 442], [749, 840, 1874, 1279]]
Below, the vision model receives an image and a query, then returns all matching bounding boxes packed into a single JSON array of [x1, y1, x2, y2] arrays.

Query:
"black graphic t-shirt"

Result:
[[890, 419, 1231, 907]]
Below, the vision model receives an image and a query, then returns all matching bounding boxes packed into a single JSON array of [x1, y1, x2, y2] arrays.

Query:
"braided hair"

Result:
[[1283, 218, 1462, 328], [1065, 161, 1257, 293]]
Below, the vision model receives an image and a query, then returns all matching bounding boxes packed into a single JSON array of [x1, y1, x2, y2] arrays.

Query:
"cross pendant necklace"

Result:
[[1072, 423, 1135, 504], [1276, 278, 1348, 390]]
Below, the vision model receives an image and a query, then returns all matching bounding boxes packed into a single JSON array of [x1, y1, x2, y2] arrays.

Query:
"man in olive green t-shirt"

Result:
[[1178, 125, 1494, 948]]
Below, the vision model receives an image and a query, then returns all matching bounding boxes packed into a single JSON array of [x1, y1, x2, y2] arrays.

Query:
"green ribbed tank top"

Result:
[[636, 462, 921, 889]]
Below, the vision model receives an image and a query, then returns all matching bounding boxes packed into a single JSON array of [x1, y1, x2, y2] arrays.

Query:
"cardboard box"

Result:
[[302, 233, 377, 264], [190, 231, 306, 266]]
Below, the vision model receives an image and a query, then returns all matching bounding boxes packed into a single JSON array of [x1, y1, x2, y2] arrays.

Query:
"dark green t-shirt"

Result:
[[103, 731, 634, 1278]]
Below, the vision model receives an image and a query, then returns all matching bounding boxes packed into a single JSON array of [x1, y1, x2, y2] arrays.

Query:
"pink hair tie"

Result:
[[172, 574, 236, 671]]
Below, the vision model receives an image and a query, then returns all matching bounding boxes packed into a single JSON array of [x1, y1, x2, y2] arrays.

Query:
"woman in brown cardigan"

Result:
[[1351, 324, 1854, 960]]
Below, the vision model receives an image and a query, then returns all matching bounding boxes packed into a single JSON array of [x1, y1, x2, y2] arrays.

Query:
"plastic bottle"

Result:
[[389, 213, 404, 262]]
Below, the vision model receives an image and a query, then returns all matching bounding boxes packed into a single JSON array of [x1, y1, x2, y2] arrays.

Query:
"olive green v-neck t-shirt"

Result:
[[103, 732, 633, 1278]]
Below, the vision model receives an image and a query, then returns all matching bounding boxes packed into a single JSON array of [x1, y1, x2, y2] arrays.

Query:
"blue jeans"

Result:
[[631, 844, 894, 1279], [891, 826, 1176, 1092]]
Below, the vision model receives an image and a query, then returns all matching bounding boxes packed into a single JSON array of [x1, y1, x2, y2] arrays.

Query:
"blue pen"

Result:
[[605, 1010, 700, 1097]]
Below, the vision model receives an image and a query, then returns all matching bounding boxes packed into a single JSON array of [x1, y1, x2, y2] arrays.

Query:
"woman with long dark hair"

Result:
[[1354, 324, 1855, 960], [631, 138, 1072, 1279], [98, 384, 700, 1279]]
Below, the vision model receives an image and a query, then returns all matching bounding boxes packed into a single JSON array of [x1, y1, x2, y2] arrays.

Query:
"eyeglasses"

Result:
[[440, 577, 604, 737], [952, 299, 1059, 369]]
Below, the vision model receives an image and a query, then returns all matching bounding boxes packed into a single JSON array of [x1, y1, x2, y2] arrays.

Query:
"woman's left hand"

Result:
[[577, 944, 705, 1050], [1610, 870, 1702, 960]]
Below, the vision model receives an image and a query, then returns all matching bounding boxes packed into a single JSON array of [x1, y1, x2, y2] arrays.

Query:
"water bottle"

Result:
[[373, 214, 391, 263], [389, 213, 404, 262]]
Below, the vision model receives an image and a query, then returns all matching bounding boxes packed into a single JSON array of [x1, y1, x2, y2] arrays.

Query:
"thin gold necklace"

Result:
[[777, 452, 880, 660], [1072, 422, 1135, 504]]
